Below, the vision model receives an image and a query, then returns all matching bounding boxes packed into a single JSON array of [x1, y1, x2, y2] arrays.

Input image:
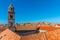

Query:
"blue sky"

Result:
[[0, 0, 60, 24]]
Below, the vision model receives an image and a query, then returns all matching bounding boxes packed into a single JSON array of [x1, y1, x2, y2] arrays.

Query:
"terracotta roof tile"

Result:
[[46, 29, 60, 40], [21, 32, 46, 40], [0, 29, 21, 40], [20, 29, 60, 40]]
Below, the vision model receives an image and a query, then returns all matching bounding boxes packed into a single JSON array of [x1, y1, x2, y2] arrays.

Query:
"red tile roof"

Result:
[[0, 29, 21, 40]]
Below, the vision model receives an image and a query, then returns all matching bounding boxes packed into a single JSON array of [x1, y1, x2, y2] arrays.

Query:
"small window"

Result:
[[10, 23, 13, 26], [11, 8, 13, 10], [10, 15, 13, 19]]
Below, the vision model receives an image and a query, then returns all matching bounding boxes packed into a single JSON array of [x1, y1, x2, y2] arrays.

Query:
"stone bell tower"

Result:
[[8, 4, 15, 31]]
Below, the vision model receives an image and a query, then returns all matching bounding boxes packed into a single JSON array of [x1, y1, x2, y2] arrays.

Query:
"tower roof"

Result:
[[8, 3, 14, 12], [9, 3, 14, 8]]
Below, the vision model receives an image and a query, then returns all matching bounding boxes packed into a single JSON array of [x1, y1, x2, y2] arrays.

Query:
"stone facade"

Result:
[[8, 4, 15, 31]]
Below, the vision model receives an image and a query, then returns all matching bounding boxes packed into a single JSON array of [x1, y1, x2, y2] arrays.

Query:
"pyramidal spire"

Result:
[[8, 3, 14, 12], [9, 3, 14, 8]]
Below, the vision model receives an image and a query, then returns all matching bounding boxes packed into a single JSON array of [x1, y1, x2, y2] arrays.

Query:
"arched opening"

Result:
[[10, 15, 13, 19]]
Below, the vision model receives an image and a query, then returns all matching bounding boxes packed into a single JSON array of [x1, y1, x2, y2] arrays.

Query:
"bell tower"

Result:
[[8, 4, 15, 31]]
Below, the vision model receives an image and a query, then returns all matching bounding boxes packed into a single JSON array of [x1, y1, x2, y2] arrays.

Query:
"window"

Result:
[[10, 22, 13, 26], [10, 15, 13, 19], [11, 8, 13, 10]]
